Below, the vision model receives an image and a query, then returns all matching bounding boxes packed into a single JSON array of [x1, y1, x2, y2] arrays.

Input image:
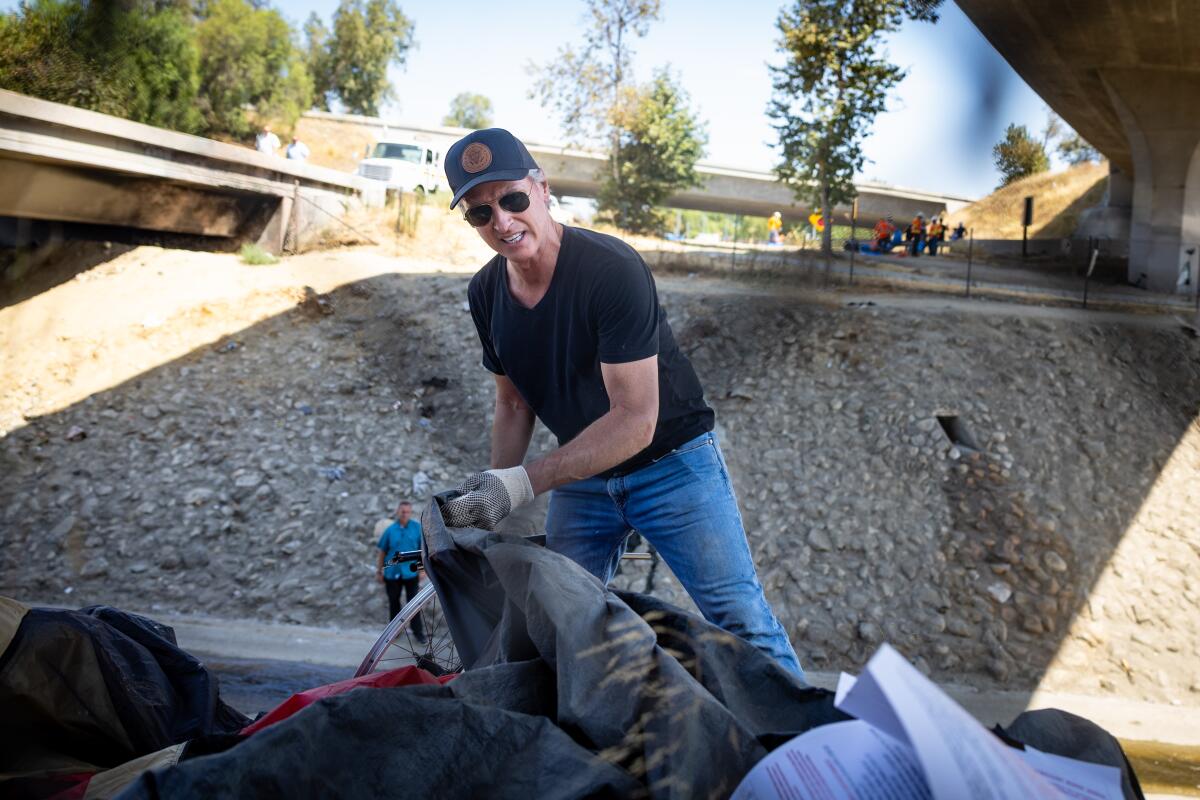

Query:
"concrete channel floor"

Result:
[[154, 612, 1199, 799]]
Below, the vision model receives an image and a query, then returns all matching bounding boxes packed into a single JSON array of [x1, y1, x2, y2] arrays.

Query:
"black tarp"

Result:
[[0, 600, 248, 798], [120, 499, 847, 799], [120, 498, 1145, 799]]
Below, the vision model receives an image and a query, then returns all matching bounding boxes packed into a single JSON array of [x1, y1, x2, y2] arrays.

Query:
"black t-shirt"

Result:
[[467, 225, 714, 478]]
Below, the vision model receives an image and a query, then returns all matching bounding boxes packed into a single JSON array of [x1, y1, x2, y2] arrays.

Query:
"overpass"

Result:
[[299, 111, 973, 225], [957, 0, 1200, 292], [0, 91, 379, 254]]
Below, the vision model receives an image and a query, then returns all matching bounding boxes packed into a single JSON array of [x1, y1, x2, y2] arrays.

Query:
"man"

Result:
[[375, 501, 424, 640], [286, 136, 310, 162], [873, 215, 896, 252], [255, 124, 280, 157], [438, 128, 803, 679], [767, 211, 783, 245], [927, 216, 944, 256], [909, 212, 925, 257]]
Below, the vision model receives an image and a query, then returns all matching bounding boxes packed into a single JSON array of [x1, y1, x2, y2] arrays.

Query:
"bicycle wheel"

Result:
[[356, 547, 657, 679], [354, 582, 463, 678]]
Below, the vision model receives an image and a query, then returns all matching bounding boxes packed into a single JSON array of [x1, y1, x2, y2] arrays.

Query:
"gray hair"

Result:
[[528, 168, 546, 184]]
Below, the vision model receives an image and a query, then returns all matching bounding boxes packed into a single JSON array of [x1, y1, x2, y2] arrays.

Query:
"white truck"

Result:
[[356, 139, 445, 196]]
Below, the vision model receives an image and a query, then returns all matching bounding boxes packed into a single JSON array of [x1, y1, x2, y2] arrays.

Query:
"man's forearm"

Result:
[[524, 406, 654, 495], [491, 399, 535, 469]]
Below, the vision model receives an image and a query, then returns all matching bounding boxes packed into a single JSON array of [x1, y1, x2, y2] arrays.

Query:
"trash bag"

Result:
[[0, 597, 248, 798], [120, 499, 843, 799]]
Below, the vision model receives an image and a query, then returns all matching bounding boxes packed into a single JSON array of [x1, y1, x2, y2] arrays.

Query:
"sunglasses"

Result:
[[462, 191, 531, 227]]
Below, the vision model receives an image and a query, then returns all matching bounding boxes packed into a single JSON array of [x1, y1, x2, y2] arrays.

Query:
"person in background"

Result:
[[872, 215, 896, 252], [909, 213, 925, 257], [375, 501, 425, 641], [286, 136, 310, 162], [255, 124, 280, 157], [927, 216, 945, 256], [951, 221, 967, 241], [767, 211, 783, 245]]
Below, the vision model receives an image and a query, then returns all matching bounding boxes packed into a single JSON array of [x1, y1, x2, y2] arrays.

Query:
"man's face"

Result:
[[461, 177, 554, 261], [397, 504, 412, 524]]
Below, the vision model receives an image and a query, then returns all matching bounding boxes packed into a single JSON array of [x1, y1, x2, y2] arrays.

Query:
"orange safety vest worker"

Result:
[[928, 221, 944, 238], [910, 216, 924, 235], [873, 219, 894, 240]]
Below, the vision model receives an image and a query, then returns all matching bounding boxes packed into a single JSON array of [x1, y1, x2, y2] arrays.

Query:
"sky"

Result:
[[276, 0, 1061, 200], [0, 0, 1064, 199]]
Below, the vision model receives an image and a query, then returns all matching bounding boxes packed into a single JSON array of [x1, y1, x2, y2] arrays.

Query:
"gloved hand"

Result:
[[441, 466, 534, 530]]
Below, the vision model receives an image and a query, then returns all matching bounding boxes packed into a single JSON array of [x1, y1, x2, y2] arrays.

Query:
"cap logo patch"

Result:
[[461, 143, 492, 173]]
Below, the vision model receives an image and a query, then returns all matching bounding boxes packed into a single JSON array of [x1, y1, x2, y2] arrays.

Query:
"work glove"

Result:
[[441, 466, 534, 530]]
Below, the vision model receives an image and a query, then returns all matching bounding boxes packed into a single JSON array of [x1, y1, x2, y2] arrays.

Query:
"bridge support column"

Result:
[[1103, 69, 1200, 292], [1077, 163, 1132, 242], [252, 195, 292, 256]]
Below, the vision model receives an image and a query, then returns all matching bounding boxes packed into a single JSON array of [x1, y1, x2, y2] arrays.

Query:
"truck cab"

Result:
[[356, 140, 444, 195]]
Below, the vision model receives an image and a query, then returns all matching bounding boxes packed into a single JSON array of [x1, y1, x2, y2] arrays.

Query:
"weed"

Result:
[[240, 243, 278, 265]]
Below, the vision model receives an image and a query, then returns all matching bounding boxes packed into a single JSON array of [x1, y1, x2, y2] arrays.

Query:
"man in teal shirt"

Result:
[[375, 501, 424, 640]]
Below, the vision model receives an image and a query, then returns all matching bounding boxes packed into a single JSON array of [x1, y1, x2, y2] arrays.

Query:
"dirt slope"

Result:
[[2, 226, 1199, 702], [946, 162, 1108, 240]]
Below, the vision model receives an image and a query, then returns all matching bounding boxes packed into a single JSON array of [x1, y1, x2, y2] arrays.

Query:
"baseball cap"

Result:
[[445, 128, 540, 209]]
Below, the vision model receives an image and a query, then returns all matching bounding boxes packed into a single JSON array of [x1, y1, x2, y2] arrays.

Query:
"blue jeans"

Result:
[[546, 432, 805, 680]]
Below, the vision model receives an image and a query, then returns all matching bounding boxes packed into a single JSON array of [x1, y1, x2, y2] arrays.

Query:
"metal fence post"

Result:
[[730, 214, 740, 270], [1193, 242, 1200, 313], [1083, 245, 1099, 309], [848, 219, 857, 287], [823, 238, 832, 287], [965, 228, 974, 297]]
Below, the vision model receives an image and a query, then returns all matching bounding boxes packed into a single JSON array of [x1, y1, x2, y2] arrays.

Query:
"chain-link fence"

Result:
[[645, 222, 1200, 313]]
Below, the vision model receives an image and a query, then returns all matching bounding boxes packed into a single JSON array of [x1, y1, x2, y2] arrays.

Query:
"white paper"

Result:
[[836, 644, 1062, 799], [734, 644, 1125, 800], [730, 720, 931, 800], [1018, 747, 1124, 800], [833, 660, 908, 746], [834, 672, 856, 705]]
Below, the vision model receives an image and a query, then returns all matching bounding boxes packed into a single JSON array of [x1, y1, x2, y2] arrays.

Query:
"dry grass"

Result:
[[300, 198, 496, 266], [294, 116, 379, 173], [946, 162, 1108, 240]]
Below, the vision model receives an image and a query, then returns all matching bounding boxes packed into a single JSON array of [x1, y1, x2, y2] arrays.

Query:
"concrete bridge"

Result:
[[0, 90, 970, 254], [300, 111, 973, 226], [958, 0, 1200, 293], [0, 91, 377, 254]]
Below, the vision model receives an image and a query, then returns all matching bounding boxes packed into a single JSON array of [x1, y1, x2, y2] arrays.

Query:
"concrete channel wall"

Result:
[[0, 91, 383, 253]]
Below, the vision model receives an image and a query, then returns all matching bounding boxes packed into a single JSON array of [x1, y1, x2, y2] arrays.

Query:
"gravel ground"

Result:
[[2, 243, 1198, 702]]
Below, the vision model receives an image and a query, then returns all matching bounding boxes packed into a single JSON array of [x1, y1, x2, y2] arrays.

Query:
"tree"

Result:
[[993, 123, 1049, 187], [768, 0, 941, 255], [1057, 131, 1101, 165], [597, 70, 707, 233], [530, 0, 662, 190], [320, 0, 415, 116], [303, 12, 333, 111], [195, 0, 312, 138], [443, 92, 493, 129], [0, 0, 203, 133], [1040, 109, 1064, 149]]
